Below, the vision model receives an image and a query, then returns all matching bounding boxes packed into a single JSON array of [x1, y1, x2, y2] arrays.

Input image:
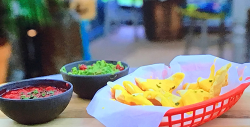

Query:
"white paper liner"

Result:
[[87, 55, 250, 127]]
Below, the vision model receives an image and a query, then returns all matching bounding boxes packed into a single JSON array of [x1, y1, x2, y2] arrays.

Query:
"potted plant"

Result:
[[1, 0, 64, 80], [2, 0, 83, 79], [0, 36, 11, 83]]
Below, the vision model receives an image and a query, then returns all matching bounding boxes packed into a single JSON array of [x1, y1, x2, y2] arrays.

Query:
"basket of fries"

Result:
[[87, 55, 250, 127]]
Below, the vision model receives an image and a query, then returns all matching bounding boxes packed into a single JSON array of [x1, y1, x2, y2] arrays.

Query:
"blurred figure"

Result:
[[70, 0, 97, 20], [0, 38, 11, 84], [0, 2, 11, 83]]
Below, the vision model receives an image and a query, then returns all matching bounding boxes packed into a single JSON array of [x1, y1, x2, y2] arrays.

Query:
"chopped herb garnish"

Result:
[[171, 86, 175, 90], [2, 86, 66, 100], [209, 80, 213, 82], [33, 89, 39, 95], [29, 95, 34, 99], [20, 95, 26, 99], [156, 84, 161, 88], [49, 91, 55, 95], [175, 102, 180, 106]]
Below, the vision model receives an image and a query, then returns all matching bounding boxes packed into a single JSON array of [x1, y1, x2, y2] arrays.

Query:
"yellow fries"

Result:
[[135, 91, 176, 107], [123, 81, 143, 94], [135, 78, 161, 92], [183, 82, 199, 90], [108, 72, 185, 107], [209, 63, 232, 98], [107, 82, 153, 106], [107, 59, 233, 114], [197, 77, 213, 92], [107, 81, 126, 99], [197, 58, 217, 92], [164, 73, 185, 93], [177, 89, 210, 106], [135, 72, 185, 93]]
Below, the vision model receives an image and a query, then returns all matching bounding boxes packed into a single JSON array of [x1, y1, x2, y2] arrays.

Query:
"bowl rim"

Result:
[[60, 60, 130, 77], [0, 79, 73, 102]]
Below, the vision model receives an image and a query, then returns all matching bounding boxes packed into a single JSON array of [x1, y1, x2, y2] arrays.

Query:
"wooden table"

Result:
[[1, 68, 250, 127]]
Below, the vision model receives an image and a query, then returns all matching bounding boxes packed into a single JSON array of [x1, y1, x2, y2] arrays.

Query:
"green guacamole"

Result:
[[60, 60, 125, 76]]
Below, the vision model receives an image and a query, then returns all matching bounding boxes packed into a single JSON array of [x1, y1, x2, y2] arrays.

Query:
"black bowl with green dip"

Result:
[[60, 60, 129, 99]]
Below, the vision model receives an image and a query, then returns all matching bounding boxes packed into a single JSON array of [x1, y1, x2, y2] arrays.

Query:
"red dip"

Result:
[[1, 86, 67, 100]]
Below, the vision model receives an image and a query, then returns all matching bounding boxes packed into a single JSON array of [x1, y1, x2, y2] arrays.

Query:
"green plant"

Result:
[[1, 0, 65, 37]]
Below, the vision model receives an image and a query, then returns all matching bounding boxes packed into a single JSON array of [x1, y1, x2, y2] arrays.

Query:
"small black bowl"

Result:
[[60, 60, 129, 99], [0, 79, 73, 125]]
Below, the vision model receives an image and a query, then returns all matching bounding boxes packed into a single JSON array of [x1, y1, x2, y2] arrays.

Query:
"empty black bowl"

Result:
[[0, 79, 73, 125], [60, 60, 129, 99]]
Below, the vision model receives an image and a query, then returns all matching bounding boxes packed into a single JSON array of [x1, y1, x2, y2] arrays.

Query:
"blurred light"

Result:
[[27, 29, 37, 37]]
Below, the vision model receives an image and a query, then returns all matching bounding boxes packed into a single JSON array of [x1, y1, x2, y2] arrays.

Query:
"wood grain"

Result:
[[219, 86, 250, 118], [0, 118, 104, 127], [1, 118, 250, 127], [1, 90, 250, 126]]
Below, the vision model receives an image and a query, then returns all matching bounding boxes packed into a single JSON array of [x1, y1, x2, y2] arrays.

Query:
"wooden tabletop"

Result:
[[1, 68, 250, 127]]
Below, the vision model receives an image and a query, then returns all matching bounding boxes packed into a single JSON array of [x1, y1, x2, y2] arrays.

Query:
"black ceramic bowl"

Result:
[[0, 79, 73, 125], [60, 60, 129, 99]]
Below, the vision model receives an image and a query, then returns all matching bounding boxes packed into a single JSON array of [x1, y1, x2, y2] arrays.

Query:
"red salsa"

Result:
[[1, 86, 67, 100]]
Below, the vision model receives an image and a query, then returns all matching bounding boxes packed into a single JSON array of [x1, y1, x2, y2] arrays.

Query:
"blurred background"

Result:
[[0, 0, 249, 83]]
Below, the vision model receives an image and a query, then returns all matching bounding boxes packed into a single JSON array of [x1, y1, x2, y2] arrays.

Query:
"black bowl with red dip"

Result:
[[60, 60, 129, 99], [0, 79, 73, 125]]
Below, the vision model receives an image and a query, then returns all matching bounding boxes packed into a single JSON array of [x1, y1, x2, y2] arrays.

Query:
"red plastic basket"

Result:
[[159, 79, 250, 127]]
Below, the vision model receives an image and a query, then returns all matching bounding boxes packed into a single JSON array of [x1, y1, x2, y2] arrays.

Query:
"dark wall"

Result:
[[143, 0, 185, 41], [39, 21, 82, 76]]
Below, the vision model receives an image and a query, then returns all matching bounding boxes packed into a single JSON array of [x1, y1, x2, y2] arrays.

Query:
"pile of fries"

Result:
[[107, 58, 243, 108]]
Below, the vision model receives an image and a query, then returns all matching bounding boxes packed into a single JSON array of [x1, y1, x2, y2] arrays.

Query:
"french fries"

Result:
[[107, 58, 234, 111], [123, 81, 143, 94]]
